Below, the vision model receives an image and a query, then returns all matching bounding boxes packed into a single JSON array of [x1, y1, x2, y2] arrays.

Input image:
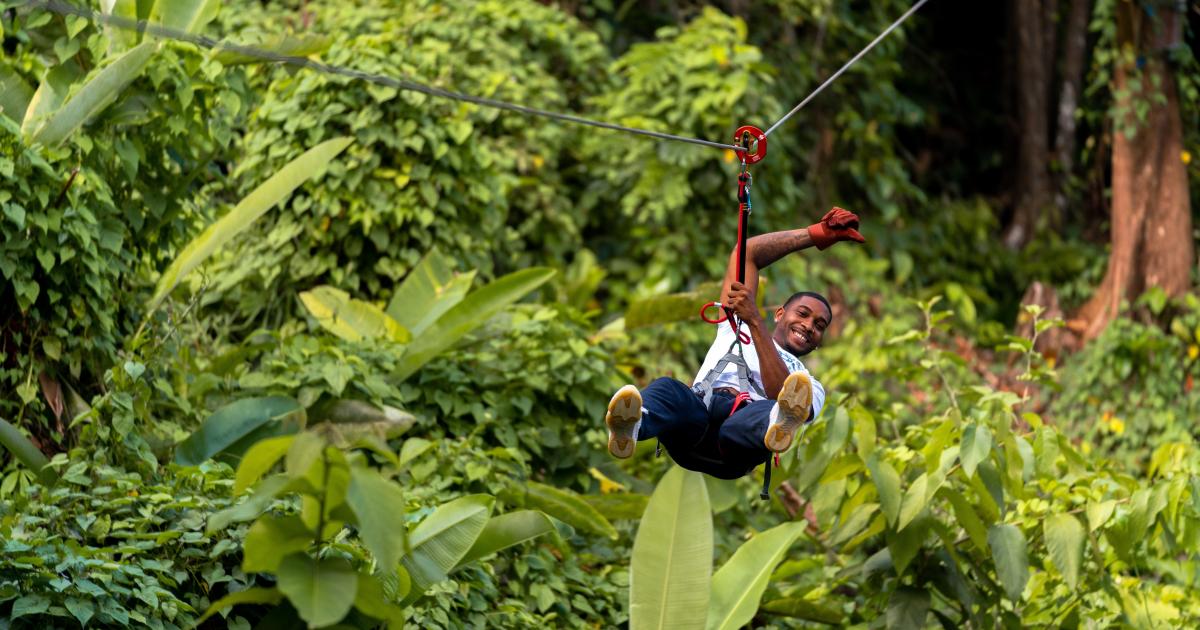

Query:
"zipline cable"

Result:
[[24, 0, 745, 152], [762, 0, 932, 138]]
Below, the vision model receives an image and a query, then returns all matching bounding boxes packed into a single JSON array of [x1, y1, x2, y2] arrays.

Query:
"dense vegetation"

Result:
[[1, 0, 1198, 628]]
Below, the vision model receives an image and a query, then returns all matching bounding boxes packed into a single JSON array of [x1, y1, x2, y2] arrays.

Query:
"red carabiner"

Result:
[[733, 125, 767, 165]]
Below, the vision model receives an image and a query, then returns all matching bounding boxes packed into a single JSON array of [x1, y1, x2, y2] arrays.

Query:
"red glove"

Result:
[[807, 207, 866, 250]]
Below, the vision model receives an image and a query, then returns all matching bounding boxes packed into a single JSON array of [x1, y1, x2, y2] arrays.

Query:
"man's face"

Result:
[[772, 296, 831, 356]]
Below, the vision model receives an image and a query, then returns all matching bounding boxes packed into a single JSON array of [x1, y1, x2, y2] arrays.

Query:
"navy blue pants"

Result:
[[637, 377, 775, 479]]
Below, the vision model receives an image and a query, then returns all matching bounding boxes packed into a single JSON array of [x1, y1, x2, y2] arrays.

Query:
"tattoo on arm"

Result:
[[748, 230, 806, 269]]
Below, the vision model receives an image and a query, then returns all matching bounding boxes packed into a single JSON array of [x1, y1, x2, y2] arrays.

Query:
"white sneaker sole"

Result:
[[764, 372, 812, 452], [606, 385, 642, 459]]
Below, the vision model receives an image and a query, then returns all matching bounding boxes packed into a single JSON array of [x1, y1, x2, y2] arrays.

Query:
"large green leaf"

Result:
[[584, 493, 651, 521], [0, 417, 56, 485], [988, 523, 1029, 600], [454, 510, 557, 568], [886, 587, 930, 630], [400, 495, 494, 604], [195, 587, 283, 625], [630, 466, 712, 630], [625, 281, 725, 330], [300, 286, 410, 343], [1044, 513, 1085, 589], [345, 467, 408, 569], [886, 515, 929, 576], [503, 480, 617, 540], [150, 0, 220, 33], [275, 553, 358, 628], [149, 137, 353, 308], [28, 43, 157, 146], [896, 473, 929, 531], [207, 474, 290, 533], [175, 396, 305, 466], [393, 267, 556, 381], [707, 521, 805, 630], [0, 66, 33, 123], [386, 249, 477, 336]]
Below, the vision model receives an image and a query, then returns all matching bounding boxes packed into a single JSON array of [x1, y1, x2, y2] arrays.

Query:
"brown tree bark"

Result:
[[1003, 0, 1054, 249], [1074, 1, 1193, 340]]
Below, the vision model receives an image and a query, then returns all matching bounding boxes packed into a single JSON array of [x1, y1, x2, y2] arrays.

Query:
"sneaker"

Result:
[[605, 385, 643, 459], [764, 372, 813, 452]]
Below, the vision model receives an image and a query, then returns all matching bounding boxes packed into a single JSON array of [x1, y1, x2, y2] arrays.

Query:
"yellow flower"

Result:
[[1189, 344, 1198, 360], [724, 149, 737, 164], [1183, 150, 1192, 165], [1109, 416, 1126, 435], [532, 155, 545, 169]]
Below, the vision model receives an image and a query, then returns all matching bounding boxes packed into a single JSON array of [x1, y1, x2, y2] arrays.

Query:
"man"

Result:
[[604, 208, 865, 479]]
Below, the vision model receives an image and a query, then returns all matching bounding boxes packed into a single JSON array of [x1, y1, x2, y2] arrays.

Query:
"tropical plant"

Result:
[[199, 431, 558, 628]]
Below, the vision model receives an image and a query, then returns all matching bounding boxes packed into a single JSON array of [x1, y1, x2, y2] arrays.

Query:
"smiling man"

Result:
[[603, 208, 865, 480]]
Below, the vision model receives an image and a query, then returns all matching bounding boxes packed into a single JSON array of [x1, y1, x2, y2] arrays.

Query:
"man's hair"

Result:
[[782, 291, 833, 322]]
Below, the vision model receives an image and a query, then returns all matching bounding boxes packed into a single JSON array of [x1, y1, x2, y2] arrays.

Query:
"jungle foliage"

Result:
[[1, 0, 1199, 629]]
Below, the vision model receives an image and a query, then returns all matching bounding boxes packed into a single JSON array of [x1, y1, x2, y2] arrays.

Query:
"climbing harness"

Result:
[[693, 127, 777, 500]]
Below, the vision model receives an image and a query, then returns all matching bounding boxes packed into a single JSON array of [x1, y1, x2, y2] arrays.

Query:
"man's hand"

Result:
[[807, 207, 866, 250], [725, 281, 762, 328]]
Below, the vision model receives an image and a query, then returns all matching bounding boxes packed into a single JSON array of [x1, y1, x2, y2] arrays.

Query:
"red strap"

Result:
[[728, 391, 752, 417]]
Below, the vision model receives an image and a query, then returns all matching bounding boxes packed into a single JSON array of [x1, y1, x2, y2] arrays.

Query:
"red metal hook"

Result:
[[733, 125, 767, 165]]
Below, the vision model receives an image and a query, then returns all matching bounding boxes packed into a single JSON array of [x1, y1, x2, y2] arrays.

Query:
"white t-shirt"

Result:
[[692, 321, 826, 416]]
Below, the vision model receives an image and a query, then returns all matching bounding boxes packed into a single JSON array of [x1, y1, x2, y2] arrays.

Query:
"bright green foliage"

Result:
[[202, 0, 609, 323], [706, 521, 805, 630], [0, 3, 248, 427], [0, 456, 249, 628], [630, 466, 713, 630]]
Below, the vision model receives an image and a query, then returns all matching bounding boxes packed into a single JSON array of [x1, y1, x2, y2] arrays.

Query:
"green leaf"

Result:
[[175, 396, 305, 466], [704, 476, 740, 514], [64, 597, 94, 627], [455, 510, 558, 568], [942, 488, 989, 550], [28, 43, 156, 145], [149, 137, 353, 308], [1087, 500, 1117, 532], [849, 405, 876, 459], [150, 0, 219, 33], [11, 594, 49, 619], [394, 267, 556, 381], [960, 424, 992, 478], [208, 475, 289, 533], [759, 598, 843, 625], [285, 432, 325, 479], [503, 480, 617, 540], [867, 454, 901, 527], [707, 522, 805, 630], [630, 466, 712, 630], [1044, 514, 1085, 589], [243, 515, 313, 573], [353, 573, 404, 624], [345, 466, 408, 569], [625, 281, 724, 329], [300, 286, 410, 343], [0, 417, 56, 485], [886, 515, 928, 575], [235, 435, 295, 494], [897, 473, 929, 531], [386, 249, 477, 336], [988, 523, 1029, 600], [197, 587, 283, 625], [276, 553, 358, 628], [399, 437, 434, 466], [400, 495, 495, 604], [584, 493, 651, 521], [887, 587, 930, 630], [0, 66, 33, 123]]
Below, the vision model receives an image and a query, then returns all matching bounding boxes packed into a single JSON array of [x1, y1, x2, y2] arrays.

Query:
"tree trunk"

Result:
[[1075, 1, 1193, 340], [1052, 0, 1090, 212], [1003, 0, 1054, 249]]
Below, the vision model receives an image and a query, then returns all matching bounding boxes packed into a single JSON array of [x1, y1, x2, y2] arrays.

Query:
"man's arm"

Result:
[[719, 209, 865, 399]]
